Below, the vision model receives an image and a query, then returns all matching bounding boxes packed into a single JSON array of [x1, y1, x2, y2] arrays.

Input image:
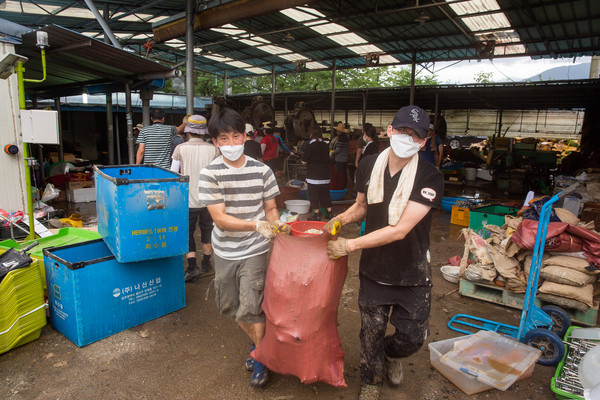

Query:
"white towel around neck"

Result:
[[366, 147, 419, 225]]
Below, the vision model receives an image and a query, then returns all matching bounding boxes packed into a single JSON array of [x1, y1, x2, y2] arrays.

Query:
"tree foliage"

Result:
[[474, 71, 494, 83], [163, 65, 438, 96]]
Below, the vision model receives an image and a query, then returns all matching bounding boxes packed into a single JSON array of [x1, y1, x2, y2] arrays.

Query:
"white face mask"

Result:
[[219, 144, 245, 161], [363, 135, 368, 142], [390, 134, 421, 158]]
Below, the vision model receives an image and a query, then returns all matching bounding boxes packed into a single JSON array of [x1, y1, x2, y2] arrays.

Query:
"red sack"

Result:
[[252, 234, 348, 387], [511, 219, 600, 265]]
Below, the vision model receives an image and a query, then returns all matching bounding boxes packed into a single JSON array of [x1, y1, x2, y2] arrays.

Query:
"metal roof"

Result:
[[15, 25, 174, 98], [1, 0, 598, 78]]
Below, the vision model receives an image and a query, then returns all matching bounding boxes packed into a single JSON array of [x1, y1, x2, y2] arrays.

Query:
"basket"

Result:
[[289, 221, 326, 237]]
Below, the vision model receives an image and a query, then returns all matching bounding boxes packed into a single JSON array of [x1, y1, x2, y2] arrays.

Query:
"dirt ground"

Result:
[[0, 199, 559, 400]]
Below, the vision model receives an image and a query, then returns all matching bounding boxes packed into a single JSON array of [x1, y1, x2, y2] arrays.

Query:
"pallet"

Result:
[[458, 279, 598, 327]]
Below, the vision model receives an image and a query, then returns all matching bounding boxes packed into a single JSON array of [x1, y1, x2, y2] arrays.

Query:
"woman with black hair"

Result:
[[302, 125, 333, 221], [359, 123, 379, 164]]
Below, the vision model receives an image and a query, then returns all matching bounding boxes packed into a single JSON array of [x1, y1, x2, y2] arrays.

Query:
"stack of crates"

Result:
[[0, 227, 101, 291], [0, 254, 46, 354], [43, 165, 190, 347]]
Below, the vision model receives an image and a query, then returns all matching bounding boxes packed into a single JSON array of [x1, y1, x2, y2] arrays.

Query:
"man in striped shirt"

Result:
[[135, 109, 187, 169], [198, 108, 289, 389]]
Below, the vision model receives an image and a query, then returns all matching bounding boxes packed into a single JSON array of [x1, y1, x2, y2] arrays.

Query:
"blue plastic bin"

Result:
[[94, 165, 189, 263], [43, 239, 185, 347]]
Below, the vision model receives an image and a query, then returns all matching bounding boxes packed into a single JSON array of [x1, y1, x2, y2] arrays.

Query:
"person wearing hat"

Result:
[[419, 122, 444, 168], [331, 122, 350, 189], [136, 109, 187, 169], [323, 105, 444, 400], [171, 114, 218, 281]]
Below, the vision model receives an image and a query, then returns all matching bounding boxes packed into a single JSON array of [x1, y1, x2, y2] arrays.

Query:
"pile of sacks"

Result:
[[458, 201, 600, 312]]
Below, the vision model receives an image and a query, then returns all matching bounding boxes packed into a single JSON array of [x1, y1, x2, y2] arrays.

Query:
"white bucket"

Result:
[[465, 168, 477, 181]]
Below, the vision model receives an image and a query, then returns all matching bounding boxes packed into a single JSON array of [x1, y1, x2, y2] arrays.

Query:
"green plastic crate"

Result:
[[468, 204, 519, 231], [551, 326, 582, 400], [0, 253, 47, 354], [0, 228, 101, 290]]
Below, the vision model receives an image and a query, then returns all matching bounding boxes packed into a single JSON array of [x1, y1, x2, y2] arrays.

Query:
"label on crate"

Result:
[[113, 277, 163, 306], [131, 225, 179, 250], [145, 190, 166, 210]]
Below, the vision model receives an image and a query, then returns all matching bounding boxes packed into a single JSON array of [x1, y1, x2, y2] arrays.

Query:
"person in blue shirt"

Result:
[[419, 123, 444, 168]]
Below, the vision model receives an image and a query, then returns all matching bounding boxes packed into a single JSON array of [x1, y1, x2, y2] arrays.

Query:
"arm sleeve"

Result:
[[198, 169, 224, 205], [170, 160, 181, 172], [409, 164, 445, 209], [136, 130, 145, 145], [276, 135, 292, 153], [263, 168, 280, 200]]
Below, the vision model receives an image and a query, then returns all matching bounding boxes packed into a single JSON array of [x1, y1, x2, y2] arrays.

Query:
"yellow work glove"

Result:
[[323, 216, 342, 236], [327, 237, 349, 259], [256, 220, 275, 239], [272, 220, 291, 235]]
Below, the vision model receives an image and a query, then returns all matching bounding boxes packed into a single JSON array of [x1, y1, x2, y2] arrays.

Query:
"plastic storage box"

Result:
[[468, 204, 519, 231], [0, 227, 101, 290], [430, 334, 538, 395], [43, 239, 185, 347], [0, 252, 46, 354], [94, 165, 189, 263], [439, 331, 540, 392]]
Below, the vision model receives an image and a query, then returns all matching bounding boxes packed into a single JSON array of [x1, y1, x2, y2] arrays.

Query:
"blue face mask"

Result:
[[390, 134, 421, 158]]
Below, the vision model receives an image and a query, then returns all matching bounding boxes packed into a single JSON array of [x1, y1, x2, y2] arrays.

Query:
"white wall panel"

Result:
[[0, 43, 27, 213]]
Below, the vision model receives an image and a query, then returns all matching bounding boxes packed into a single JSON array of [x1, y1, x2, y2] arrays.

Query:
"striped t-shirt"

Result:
[[137, 122, 177, 169], [198, 156, 280, 260]]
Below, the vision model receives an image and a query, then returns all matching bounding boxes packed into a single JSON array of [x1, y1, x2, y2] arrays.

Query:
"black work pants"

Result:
[[307, 182, 332, 211], [358, 274, 432, 385]]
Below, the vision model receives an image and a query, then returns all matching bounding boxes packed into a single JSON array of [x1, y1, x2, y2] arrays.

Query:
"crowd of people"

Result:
[[133, 104, 444, 400]]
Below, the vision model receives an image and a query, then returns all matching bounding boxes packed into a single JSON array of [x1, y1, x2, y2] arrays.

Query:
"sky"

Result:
[[419, 56, 592, 84]]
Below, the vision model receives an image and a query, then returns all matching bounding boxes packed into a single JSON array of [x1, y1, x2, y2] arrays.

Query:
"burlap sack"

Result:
[[464, 263, 497, 283], [542, 255, 597, 275], [554, 208, 580, 225], [537, 293, 590, 312], [539, 281, 594, 308], [540, 265, 597, 287]]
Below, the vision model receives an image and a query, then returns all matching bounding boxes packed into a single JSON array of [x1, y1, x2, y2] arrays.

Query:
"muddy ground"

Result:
[[0, 200, 559, 400]]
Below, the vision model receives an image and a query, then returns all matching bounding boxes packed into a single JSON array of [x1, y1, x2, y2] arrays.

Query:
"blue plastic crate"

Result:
[[43, 239, 185, 347], [94, 165, 189, 262]]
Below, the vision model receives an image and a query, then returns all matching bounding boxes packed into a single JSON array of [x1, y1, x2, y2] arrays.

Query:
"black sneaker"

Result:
[[184, 266, 202, 282], [200, 257, 212, 274]]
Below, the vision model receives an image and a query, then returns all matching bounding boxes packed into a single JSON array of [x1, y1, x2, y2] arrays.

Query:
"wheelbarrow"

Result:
[[447, 183, 580, 366]]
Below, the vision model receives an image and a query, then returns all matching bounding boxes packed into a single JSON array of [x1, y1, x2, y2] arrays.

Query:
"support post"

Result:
[[83, 0, 122, 49], [125, 83, 134, 163], [362, 90, 367, 126], [223, 70, 228, 97], [330, 58, 336, 133], [141, 88, 153, 128], [54, 98, 64, 162], [185, 0, 194, 115], [271, 64, 276, 108], [106, 93, 114, 164], [410, 50, 416, 105]]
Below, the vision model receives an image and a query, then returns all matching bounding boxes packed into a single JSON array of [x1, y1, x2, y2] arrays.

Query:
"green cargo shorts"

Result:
[[213, 253, 267, 324]]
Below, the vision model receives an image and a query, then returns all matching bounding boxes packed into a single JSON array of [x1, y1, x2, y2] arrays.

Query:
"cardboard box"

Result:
[[66, 187, 96, 203], [49, 152, 76, 164]]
